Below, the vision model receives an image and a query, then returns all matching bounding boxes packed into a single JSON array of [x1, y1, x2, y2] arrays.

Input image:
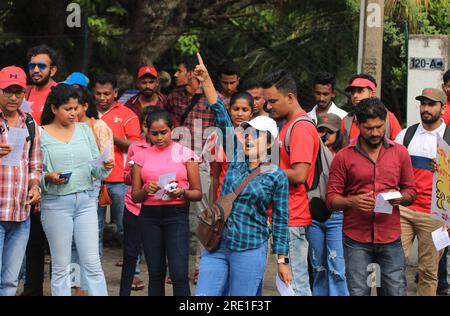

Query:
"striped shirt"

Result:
[[0, 110, 42, 222], [210, 98, 289, 255]]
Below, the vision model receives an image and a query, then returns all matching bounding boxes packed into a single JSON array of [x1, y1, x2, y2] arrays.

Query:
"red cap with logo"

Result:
[[137, 66, 158, 79], [345, 78, 376, 93], [0, 66, 27, 89]]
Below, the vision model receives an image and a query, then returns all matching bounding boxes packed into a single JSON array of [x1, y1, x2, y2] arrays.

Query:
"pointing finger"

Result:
[[197, 52, 204, 66]]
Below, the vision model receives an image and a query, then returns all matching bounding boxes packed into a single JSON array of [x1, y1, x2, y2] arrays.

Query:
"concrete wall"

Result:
[[407, 35, 449, 126]]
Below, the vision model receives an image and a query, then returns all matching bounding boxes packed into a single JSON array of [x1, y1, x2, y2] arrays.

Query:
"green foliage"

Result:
[[175, 33, 200, 55]]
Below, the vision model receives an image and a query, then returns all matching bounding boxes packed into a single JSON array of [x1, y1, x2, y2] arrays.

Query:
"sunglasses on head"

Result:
[[28, 62, 49, 71]]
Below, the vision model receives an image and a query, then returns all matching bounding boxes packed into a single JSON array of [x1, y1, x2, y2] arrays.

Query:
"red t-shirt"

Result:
[[27, 81, 58, 125], [100, 101, 141, 182], [341, 111, 402, 142], [442, 100, 450, 124], [278, 111, 319, 226]]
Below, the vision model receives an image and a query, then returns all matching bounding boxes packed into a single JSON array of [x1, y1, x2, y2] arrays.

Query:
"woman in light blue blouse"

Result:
[[39, 84, 113, 296]]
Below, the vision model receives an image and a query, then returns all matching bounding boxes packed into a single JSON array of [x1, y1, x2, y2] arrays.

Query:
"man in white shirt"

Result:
[[308, 71, 347, 122], [394, 88, 448, 296]]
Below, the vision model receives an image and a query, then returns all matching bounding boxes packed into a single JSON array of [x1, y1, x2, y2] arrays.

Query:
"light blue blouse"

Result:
[[40, 123, 111, 195]]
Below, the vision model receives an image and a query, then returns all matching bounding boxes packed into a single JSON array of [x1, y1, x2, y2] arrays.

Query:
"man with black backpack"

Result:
[[262, 70, 320, 296], [0, 66, 42, 296], [394, 88, 448, 296]]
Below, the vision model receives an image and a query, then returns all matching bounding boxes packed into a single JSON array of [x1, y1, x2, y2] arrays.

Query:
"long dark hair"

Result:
[[145, 109, 173, 130], [331, 130, 345, 153], [76, 86, 99, 119], [41, 84, 79, 125]]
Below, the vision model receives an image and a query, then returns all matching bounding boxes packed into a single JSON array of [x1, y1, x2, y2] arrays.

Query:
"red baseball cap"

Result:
[[137, 65, 158, 79], [345, 78, 376, 93], [0, 66, 27, 89]]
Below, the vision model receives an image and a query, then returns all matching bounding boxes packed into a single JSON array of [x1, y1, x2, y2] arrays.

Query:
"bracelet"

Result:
[[180, 188, 186, 198]]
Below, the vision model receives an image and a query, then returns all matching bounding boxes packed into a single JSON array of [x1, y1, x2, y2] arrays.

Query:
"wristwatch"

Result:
[[277, 257, 289, 264]]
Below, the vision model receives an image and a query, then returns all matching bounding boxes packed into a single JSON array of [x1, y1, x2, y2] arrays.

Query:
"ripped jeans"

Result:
[[306, 211, 349, 296]]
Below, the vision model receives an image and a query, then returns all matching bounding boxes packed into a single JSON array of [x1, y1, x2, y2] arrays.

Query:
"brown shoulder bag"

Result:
[[196, 165, 266, 252]]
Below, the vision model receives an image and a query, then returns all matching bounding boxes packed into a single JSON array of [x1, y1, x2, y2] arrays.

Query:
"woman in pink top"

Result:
[[131, 110, 202, 296]]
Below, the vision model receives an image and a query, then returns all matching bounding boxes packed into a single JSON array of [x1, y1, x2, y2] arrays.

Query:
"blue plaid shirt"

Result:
[[210, 98, 289, 255]]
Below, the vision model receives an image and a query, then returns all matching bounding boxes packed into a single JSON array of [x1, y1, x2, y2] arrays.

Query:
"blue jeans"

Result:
[[438, 247, 449, 291], [0, 218, 30, 296], [288, 226, 311, 296], [306, 212, 349, 296], [41, 191, 107, 296], [195, 240, 268, 296], [139, 204, 190, 296], [98, 182, 127, 257], [343, 235, 406, 296]]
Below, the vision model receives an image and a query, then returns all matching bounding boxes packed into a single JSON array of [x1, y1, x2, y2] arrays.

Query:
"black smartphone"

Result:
[[59, 171, 72, 182]]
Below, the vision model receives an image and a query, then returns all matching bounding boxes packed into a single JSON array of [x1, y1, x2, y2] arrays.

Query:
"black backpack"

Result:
[[24, 113, 36, 160], [402, 123, 450, 148]]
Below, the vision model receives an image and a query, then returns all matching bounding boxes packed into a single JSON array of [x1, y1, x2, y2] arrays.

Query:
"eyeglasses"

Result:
[[28, 62, 49, 71], [0, 89, 25, 98]]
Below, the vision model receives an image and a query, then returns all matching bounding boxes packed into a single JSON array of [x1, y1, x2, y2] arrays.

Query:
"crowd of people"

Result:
[[0, 43, 449, 296]]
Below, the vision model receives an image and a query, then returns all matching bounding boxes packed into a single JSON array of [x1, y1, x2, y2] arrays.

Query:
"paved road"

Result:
[[18, 241, 422, 296]]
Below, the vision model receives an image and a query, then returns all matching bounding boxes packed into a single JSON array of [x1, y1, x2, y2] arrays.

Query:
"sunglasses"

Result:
[[28, 62, 49, 71]]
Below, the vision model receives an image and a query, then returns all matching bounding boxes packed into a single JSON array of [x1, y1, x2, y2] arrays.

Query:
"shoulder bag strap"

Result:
[[179, 93, 203, 126]]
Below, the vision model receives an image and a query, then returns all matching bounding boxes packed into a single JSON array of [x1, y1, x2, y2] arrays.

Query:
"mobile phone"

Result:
[[59, 171, 72, 182]]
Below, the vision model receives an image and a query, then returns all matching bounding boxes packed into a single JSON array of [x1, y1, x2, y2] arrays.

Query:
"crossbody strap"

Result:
[[179, 93, 203, 126], [233, 163, 270, 196]]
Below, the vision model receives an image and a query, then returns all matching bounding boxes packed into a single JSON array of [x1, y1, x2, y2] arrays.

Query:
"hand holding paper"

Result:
[[89, 143, 111, 167], [2, 128, 29, 167], [374, 191, 403, 214], [276, 274, 295, 296], [432, 227, 450, 251]]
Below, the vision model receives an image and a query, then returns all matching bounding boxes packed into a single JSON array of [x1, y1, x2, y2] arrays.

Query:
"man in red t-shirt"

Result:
[[341, 73, 402, 145], [25, 44, 58, 125], [263, 70, 319, 296], [92, 73, 141, 256], [22, 44, 58, 297], [441, 70, 450, 125]]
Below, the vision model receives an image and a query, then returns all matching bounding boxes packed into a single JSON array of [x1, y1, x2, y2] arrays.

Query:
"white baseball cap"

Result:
[[240, 116, 279, 138]]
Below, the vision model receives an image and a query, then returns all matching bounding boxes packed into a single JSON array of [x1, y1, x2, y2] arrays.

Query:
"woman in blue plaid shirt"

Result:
[[194, 53, 291, 296]]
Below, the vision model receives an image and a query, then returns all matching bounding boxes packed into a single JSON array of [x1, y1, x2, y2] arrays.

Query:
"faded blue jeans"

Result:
[[306, 212, 349, 296], [41, 191, 107, 296], [0, 218, 30, 296], [289, 226, 311, 296], [97, 182, 128, 257], [343, 235, 406, 296], [195, 240, 268, 296]]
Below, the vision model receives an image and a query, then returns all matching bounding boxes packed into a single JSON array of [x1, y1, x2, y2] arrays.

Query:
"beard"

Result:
[[33, 72, 51, 87], [420, 112, 441, 124], [360, 134, 384, 148], [317, 101, 331, 109], [141, 89, 154, 99]]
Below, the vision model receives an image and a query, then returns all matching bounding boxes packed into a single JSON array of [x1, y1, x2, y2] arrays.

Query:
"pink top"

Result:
[[134, 141, 198, 206], [124, 139, 150, 216]]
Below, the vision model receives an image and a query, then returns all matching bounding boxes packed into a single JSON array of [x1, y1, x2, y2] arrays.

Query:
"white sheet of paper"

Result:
[[154, 172, 176, 199], [379, 191, 403, 200], [374, 195, 393, 214], [20, 100, 33, 113], [2, 128, 29, 167], [432, 228, 450, 251], [276, 274, 295, 296], [89, 143, 111, 167]]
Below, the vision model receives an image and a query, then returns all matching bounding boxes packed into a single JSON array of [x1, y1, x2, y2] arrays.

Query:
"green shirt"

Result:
[[40, 123, 111, 195]]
